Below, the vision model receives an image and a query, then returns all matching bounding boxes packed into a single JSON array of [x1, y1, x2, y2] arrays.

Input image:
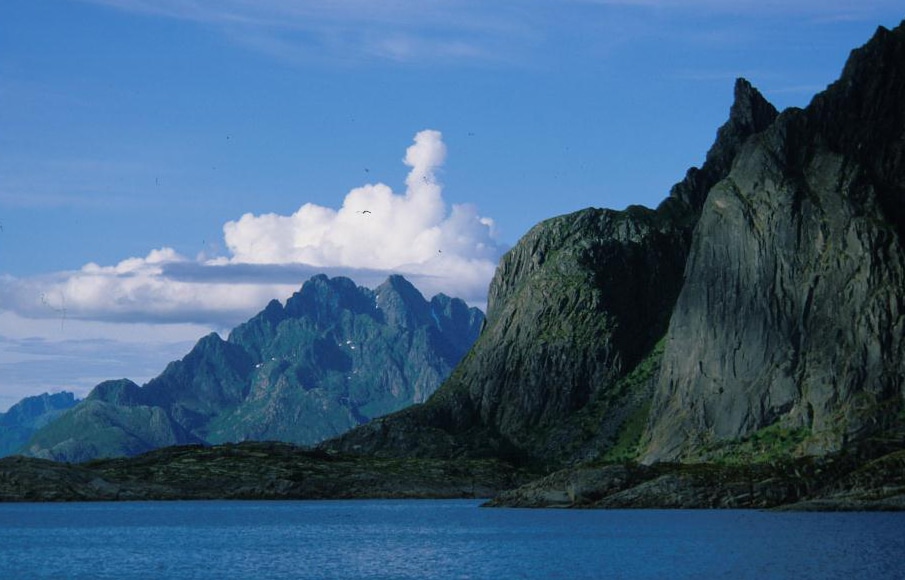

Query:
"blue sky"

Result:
[[1, 1, 902, 410]]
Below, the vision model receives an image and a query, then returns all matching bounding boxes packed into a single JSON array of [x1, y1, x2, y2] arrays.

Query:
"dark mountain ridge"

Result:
[[326, 21, 905, 477], [643, 21, 905, 462]]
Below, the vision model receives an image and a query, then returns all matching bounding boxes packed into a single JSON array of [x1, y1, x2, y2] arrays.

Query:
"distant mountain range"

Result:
[[0, 392, 77, 457], [4, 274, 482, 463]]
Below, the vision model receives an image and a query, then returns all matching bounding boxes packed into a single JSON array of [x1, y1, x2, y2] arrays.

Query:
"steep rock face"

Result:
[[669, 78, 779, 213], [22, 275, 483, 462], [141, 335, 255, 434], [331, 23, 905, 470], [643, 23, 905, 462], [328, 210, 692, 465], [459, 207, 689, 456], [326, 81, 778, 465], [0, 392, 77, 456]]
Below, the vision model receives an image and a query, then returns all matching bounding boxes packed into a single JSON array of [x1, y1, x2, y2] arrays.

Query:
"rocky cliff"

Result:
[[327, 21, 905, 474], [326, 76, 779, 465], [21, 275, 483, 462], [643, 22, 905, 462]]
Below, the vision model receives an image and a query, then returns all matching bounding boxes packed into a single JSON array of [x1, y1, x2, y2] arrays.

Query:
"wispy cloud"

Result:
[[74, 0, 903, 69], [78, 0, 534, 65]]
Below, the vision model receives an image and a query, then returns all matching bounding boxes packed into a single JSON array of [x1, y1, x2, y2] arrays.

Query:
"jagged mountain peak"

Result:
[[284, 274, 376, 320], [430, 293, 480, 329], [709, 78, 779, 163], [667, 77, 778, 213], [1, 392, 76, 423], [375, 274, 433, 329], [261, 298, 285, 320], [86, 379, 143, 407], [810, 19, 905, 234], [376, 274, 426, 304], [826, 22, 905, 107], [726, 79, 776, 130], [813, 20, 905, 134], [0, 392, 79, 456]]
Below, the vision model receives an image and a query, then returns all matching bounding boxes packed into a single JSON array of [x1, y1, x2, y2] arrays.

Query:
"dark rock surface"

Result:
[[668, 77, 778, 213], [0, 442, 528, 502], [643, 22, 905, 462], [20, 275, 483, 463], [489, 426, 905, 510]]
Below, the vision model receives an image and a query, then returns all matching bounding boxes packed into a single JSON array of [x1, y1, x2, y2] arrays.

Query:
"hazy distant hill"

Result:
[[20, 274, 483, 463], [0, 392, 77, 456]]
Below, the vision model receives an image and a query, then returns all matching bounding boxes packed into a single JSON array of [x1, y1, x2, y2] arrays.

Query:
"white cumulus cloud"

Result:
[[2, 130, 504, 331], [219, 129, 501, 305]]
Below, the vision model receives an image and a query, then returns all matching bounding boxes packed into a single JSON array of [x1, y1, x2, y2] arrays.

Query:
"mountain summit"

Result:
[[21, 275, 483, 462], [327, 21, 905, 472]]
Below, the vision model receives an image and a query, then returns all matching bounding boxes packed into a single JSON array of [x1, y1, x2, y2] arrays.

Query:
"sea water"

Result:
[[0, 499, 902, 579]]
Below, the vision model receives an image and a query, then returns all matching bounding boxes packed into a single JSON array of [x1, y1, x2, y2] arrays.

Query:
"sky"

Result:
[[1, 1, 903, 411]]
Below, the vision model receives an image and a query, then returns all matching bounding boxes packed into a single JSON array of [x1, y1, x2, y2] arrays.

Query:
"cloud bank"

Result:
[[0, 130, 505, 332]]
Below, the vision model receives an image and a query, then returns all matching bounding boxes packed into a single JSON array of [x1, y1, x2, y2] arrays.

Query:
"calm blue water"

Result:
[[0, 499, 902, 579]]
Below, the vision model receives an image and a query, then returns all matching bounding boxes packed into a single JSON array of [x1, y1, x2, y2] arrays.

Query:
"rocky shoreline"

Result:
[[485, 452, 905, 511], [0, 442, 529, 503], [2, 439, 903, 510]]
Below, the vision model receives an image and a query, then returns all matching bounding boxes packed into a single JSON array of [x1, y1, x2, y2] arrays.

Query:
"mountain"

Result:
[[643, 22, 905, 463], [5, 21, 904, 509], [21, 275, 483, 463], [0, 392, 78, 456], [324, 79, 779, 465], [325, 21, 905, 479]]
